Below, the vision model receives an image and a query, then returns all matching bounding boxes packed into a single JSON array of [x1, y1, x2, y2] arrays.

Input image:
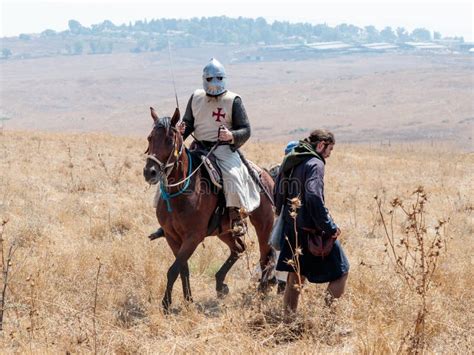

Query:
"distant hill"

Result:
[[0, 16, 466, 59], [0, 50, 472, 149]]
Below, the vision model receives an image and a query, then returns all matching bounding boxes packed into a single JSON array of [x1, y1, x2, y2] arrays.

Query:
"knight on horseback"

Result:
[[149, 58, 261, 240], [143, 60, 275, 310]]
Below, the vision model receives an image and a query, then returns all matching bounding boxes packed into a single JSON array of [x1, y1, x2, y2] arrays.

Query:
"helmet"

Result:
[[284, 141, 298, 155], [202, 58, 227, 96]]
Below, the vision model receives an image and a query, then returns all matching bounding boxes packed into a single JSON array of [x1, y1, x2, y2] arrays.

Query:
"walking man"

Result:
[[274, 129, 349, 317]]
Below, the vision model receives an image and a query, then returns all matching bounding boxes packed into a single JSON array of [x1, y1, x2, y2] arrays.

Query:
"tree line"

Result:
[[2, 16, 464, 59], [42, 16, 459, 45], [65, 17, 450, 44]]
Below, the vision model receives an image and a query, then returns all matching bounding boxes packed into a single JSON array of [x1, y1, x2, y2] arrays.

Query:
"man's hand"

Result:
[[178, 121, 186, 135], [333, 228, 341, 239], [218, 126, 233, 142]]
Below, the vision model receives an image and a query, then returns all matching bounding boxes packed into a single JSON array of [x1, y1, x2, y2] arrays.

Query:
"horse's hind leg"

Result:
[[215, 251, 239, 298], [215, 232, 245, 298]]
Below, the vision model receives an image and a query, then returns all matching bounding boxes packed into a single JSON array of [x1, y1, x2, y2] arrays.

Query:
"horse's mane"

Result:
[[154, 116, 172, 133]]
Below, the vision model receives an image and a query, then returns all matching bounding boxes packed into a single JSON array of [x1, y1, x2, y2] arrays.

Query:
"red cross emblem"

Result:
[[212, 108, 226, 122]]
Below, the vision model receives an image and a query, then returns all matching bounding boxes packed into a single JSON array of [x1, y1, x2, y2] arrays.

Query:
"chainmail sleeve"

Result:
[[230, 96, 251, 150], [182, 94, 195, 140]]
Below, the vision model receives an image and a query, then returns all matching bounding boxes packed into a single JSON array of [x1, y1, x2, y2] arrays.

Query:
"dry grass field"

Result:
[[0, 130, 472, 353]]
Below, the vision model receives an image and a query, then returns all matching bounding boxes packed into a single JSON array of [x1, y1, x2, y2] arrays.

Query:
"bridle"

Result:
[[146, 124, 221, 191], [145, 126, 184, 187]]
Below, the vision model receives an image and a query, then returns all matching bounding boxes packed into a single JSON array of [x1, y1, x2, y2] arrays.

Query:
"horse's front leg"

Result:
[[162, 240, 199, 312], [180, 261, 192, 303]]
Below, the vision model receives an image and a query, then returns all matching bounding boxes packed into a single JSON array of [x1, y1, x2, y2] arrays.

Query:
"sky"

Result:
[[1, 0, 473, 41]]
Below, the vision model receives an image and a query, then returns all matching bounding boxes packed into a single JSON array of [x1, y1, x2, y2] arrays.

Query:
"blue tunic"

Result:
[[274, 156, 349, 283]]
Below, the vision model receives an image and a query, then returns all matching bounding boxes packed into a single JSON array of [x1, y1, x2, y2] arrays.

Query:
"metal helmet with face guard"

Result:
[[202, 58, 227, 96]]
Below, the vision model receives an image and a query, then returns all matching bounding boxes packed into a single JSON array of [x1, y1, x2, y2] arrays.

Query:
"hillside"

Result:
[[0, 131, 472, 352], [1, 16, 458, 60], [1, 51, 473, 149]]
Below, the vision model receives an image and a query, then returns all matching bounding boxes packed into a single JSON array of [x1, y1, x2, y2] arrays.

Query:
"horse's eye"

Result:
[[206, 77, 212, 82], [216, 76, 223, 81]]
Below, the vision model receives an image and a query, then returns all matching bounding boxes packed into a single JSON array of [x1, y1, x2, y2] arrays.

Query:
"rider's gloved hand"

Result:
[[218, 125, 233, 142], [178, 121, 186, 134]]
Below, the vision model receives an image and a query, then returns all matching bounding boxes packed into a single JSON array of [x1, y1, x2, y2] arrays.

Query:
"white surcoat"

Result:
[[191, 89, 238, 142], [188, 89, 260, 212]]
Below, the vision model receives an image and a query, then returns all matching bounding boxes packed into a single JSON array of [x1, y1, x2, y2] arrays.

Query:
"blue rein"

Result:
[[160, 150, 192, 212]]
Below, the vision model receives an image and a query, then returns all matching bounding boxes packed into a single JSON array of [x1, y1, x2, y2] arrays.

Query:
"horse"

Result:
[[143, 107, 276, 312]]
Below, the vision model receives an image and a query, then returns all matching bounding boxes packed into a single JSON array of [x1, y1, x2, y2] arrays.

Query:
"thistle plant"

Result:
[[0, 218, 15, 332], [284, 196, 303, 292], [375, 186, 447, 353]]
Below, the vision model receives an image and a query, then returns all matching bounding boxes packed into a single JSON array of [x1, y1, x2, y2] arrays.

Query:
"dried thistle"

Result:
[[412, 186, 424, 195], [285, 259, 295, 266], [1, 219, 16, 332], [376, 186, 448, 353], [283, 194, 305, 315], [391, 197, 403, 207], [289, 196, 302, 211]]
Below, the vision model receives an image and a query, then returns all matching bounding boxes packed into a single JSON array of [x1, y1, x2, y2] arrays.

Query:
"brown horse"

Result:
[[143, 107, 275, 312]]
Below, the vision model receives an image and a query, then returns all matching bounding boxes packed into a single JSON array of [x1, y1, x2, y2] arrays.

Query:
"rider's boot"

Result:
[[229, 207, 247, 237], [148, 227, 165, 241]]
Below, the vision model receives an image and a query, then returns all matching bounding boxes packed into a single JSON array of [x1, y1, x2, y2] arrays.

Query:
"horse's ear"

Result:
[[150, 107, 159, 122], [170, 107, 180, 127]]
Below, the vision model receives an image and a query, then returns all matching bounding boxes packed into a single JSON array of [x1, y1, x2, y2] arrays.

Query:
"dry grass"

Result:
[[0, 130, 472, 353]]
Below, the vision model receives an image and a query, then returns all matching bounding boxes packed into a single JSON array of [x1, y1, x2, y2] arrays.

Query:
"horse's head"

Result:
[[143, 107, 182, 185]]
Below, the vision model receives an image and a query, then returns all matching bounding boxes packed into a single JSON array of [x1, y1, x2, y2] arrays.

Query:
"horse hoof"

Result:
[[277, 281, 286, 294], [258, 282, 270, 294], [162, 298, 171, 314], [217, 284, 229, 298]]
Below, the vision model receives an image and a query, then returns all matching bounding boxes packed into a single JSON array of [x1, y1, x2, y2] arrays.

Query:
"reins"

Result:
[[164, 141, 219, 188], [160, 150, 193, 212], [145, 127, 221, 210], [146, 122, 272, 212]]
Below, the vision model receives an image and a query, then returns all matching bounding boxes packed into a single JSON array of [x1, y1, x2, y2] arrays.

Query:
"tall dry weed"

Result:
[[376, 187, 448, 353]]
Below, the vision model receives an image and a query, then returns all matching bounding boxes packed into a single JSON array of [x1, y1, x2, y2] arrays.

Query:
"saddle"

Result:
[[188, 141, 263, 236], [189, 141, 263, 191]]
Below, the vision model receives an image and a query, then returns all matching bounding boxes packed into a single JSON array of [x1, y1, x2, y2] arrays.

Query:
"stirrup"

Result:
[[229, 207, 248, 237], [148, 227, 165, 241], [231, 219, 247, 237]]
